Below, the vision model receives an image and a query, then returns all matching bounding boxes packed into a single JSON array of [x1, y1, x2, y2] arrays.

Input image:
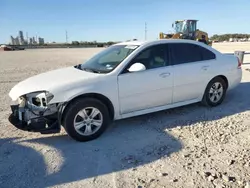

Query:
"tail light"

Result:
[[237, 57, 242, 69]]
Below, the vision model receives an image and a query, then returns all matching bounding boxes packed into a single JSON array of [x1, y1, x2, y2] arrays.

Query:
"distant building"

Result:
[[32, 37, 36, 44], [10, 36, 15, 45], [18, 31, 25, 45], [9, 30, 45, 45], [14, 37, 20, 45], [29, 38, 33, 44], [38, 37, 44, 45]]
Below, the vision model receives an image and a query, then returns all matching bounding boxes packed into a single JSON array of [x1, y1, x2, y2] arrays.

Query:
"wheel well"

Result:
[[202, 75, 229, 103], [204, 75, 228, 94], [60, 93, 115, 124], [215, 75, 228, 89]]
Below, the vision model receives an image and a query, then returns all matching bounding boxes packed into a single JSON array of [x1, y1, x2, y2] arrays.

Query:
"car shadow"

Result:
[[1, 82, 250, 187], [0, 126, 183, 187], [0, 137, 47, 188]]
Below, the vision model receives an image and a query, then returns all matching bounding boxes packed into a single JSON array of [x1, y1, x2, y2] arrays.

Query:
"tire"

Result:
[[63, 97, 111, 142], [202, 77, 227, 107]]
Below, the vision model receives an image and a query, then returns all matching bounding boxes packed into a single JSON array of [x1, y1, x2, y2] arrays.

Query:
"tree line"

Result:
[[71, 41, 117, 47], [210, 34, 250, 41]]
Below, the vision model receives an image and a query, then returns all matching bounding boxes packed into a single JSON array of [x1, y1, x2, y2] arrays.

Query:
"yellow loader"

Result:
[[159, 19, 212, 46]]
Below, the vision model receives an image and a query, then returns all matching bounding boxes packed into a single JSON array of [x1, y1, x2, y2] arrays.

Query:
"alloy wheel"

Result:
[[209, 82, 224, 103], [73, 107, 103, 136]]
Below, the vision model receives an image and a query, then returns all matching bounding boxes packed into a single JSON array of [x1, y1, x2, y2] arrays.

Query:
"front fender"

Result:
[[48, 85, 97, 104], [48, 77, 120, 120]]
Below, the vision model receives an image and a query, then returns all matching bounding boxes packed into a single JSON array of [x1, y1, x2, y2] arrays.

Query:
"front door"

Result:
[[118, 44, 173, 114]]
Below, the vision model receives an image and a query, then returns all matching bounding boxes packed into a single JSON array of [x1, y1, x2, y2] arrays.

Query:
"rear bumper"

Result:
[[228, 70, 242, 90]]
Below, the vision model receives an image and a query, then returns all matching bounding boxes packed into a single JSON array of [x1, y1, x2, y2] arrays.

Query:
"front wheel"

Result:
[[202, 77, 227, 107], [63, 98, 111, 142]]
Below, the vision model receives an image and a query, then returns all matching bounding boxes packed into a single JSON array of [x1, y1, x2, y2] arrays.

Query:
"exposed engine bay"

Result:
[[9, 91, 62, 134]]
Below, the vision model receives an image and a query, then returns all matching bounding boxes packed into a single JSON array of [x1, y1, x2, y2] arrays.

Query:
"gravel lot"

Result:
[[0, 43, 250, 188]]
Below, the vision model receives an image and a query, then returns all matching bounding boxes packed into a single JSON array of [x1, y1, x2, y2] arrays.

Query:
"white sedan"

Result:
[[8, 39, 242, 142]]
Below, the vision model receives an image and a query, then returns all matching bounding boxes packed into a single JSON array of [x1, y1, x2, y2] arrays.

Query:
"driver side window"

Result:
[[123, 44, 168, 73]]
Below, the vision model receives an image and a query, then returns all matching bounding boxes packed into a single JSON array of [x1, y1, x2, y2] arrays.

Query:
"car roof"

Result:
[[113, 40, 146, 46], [114, 39, 221, 55], [114, 39, 207, 46]]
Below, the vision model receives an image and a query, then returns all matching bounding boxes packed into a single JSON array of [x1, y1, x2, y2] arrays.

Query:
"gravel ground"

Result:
[[0, 43, 250, 188]]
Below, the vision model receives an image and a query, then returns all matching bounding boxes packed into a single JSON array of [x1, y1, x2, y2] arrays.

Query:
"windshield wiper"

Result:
[[74, 64, 99, 73], [82, 68, 101, 73]]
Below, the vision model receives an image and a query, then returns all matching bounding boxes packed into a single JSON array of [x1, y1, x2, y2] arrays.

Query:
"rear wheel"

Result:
[[63, 98, 111, 142], [202, 77, 227, 107]]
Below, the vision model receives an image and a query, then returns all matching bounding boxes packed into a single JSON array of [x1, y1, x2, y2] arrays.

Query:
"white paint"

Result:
[[127, 63, 146, 72], [9, 39, 242, 121]]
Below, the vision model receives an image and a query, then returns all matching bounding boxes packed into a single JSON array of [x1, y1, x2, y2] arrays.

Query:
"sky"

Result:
[[0, 0, 249, 44]]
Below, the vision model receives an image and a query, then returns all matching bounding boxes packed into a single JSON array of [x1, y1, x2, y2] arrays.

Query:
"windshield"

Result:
[[80, 44, 139, 73], [189, 20, 197, 32], [175, 21, 188, 34]]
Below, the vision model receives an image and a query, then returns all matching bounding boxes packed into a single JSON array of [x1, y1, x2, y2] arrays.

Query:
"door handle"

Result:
[[201, 66, 209, 70], [159, 72, 170, 78]]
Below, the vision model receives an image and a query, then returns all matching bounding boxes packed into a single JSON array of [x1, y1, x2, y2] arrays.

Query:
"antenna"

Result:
[[66, 30, 68, 43], [145, 22, 147, 40]]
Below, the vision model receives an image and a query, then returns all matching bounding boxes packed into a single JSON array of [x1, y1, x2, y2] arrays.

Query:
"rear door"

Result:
[[169, 42, 216, 103]]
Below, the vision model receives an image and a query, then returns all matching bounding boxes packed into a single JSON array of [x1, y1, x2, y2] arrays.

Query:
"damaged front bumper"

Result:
[[8, 93, 61, 134], [9, 104, 26, 130]]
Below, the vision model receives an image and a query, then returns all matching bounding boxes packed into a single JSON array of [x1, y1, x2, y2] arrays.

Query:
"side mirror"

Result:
[[128, 63, 146, 72]]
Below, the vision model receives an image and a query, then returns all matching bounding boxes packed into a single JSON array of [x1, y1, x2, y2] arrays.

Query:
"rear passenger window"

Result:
[[169, 43, 215, 65], [169, 43, 202, 65], [199, 46, 216, 60]]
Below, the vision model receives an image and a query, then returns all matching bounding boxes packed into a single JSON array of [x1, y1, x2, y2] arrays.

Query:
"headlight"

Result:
[[26, 91, 54, 106], [10, 96, 25, 106]]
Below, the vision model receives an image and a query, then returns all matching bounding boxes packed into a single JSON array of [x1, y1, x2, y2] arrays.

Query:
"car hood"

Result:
[[9, 66, 102, 100]]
